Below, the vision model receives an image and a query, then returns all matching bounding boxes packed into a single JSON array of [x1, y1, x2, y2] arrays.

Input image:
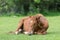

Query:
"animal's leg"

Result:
[[15, 19, 24, 34]]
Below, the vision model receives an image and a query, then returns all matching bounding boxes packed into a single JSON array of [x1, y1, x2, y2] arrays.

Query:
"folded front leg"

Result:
[[15, 19, 24, 34]]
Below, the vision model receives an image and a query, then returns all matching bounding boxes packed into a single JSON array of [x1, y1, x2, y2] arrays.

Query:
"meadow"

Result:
[[0, 12, 60, 40]]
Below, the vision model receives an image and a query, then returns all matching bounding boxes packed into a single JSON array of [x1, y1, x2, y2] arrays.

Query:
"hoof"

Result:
[[15, 31, 19, 35]]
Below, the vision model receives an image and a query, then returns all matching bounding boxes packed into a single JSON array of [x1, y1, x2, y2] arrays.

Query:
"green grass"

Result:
[[0, 15, 60, 40]]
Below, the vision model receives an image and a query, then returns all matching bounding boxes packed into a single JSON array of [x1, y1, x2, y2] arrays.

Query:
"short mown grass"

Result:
[[0, 13, 60, 40]]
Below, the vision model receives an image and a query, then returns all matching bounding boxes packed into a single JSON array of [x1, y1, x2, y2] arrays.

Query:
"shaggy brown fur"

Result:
[[14, 14, 49, 35], [33, 14, 49, 34], [15, 16, 37, 35]]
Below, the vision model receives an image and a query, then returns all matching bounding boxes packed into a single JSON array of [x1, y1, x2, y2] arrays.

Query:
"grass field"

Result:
[[0, 13, 60, 40]]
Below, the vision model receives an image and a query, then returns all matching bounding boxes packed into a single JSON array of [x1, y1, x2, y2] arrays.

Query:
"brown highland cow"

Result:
[[14, 14, 49, 35]]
